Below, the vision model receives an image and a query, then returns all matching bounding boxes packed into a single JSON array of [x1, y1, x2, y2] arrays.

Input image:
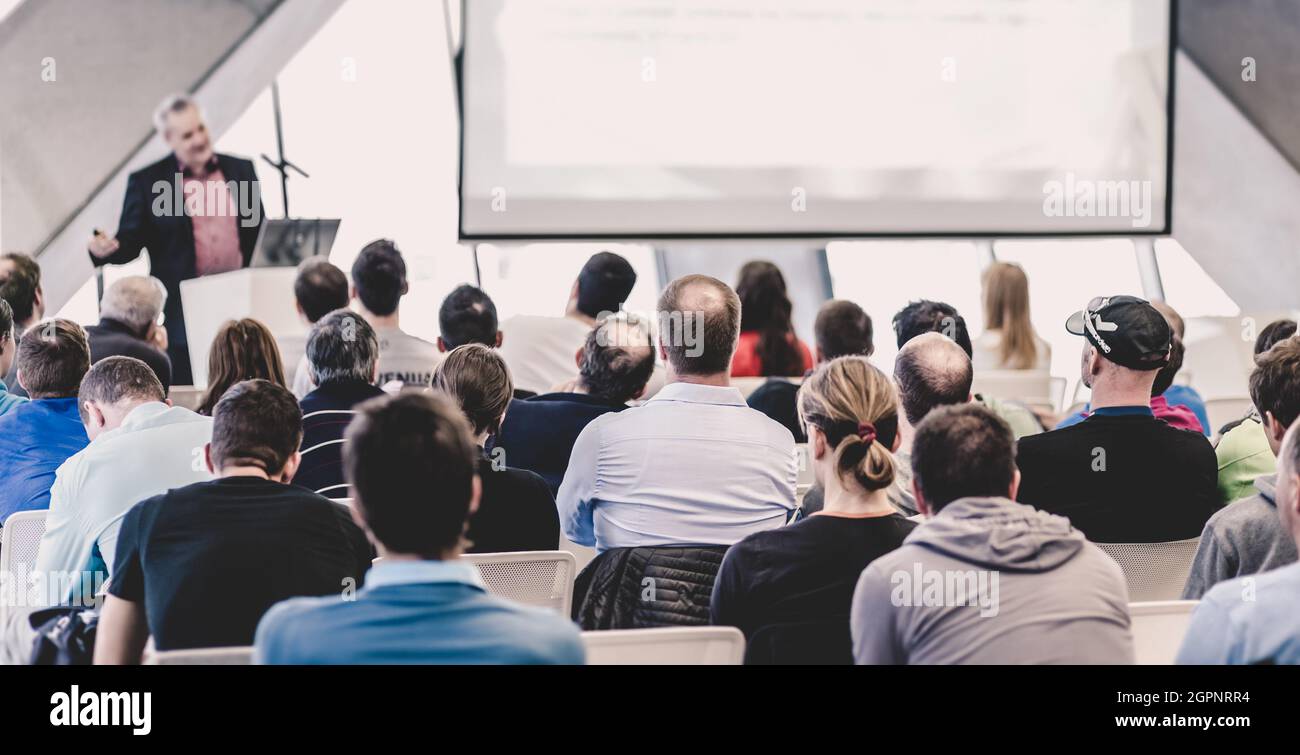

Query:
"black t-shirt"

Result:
[[746, 379, 805, 443], [710, 512, 916, 640], [1015, 410, 1220, 543], [109, 476, 373, 650], [465, 454, 561, 554]]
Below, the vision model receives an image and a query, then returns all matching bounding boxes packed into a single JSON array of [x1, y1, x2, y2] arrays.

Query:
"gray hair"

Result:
[[153, 93, 201, 135], [306, 309, 379, 385], [99, 276, 167, 333]]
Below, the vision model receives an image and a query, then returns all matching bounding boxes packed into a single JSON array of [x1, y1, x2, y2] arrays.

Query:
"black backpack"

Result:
[[28, 607, 98, 665]]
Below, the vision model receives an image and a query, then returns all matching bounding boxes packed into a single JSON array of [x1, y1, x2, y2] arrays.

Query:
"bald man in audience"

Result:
[[557, 275, 796, 552]]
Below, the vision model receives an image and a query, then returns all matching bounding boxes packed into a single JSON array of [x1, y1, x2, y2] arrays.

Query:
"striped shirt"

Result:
[[294, 378, 386, 499]]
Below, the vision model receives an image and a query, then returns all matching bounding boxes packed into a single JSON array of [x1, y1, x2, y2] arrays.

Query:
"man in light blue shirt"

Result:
[[1177, 419, 1300, 664], [557, 274, 797, 552], [36, 356, 212, 606], [256, 391, 584, 664]]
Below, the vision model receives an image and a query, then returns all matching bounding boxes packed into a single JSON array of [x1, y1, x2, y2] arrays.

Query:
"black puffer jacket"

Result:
[[573, 546, 729, 630]]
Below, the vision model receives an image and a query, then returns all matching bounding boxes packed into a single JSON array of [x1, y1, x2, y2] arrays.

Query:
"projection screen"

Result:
[[458, 0, 1173, 239]]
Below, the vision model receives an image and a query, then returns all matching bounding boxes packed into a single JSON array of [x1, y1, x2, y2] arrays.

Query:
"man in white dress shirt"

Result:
[[557, 274, 796, 552]]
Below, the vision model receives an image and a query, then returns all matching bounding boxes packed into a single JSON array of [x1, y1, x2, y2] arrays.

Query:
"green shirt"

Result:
[[1216, 417, 1275, 504]]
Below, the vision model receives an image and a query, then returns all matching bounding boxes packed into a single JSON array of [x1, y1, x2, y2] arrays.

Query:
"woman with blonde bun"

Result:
[[710, 356, 917, 661]]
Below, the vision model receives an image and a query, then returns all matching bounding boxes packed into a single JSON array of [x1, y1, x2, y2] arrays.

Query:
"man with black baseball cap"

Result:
[[1015, 295, 1219, 543]]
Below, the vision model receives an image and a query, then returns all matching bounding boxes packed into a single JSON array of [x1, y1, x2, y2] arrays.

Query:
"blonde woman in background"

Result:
[[710, 356, 916, 663], [973, 262, 1050, 371]]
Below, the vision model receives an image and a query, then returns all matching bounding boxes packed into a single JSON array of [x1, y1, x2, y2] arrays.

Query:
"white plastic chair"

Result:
[[1095, 538, 1201, 602], [971, 370, 1052, 405], [166, 385, 206, 411], [582, 627, 745, 665], [144, 646, 253, 665], [0, 510, 48, 624], [1129, 600, 1198, 665], [460, 550, 577, 615], [1204, 397, 1253, 435]]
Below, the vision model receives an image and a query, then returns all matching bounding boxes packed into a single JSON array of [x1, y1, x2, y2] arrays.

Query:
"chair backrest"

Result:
[[971, 370, 1052, 404], [460, 550, 577, 615], [1095, 538, 1201, 602], [1, 510, 48, 584], [794, 443, 813, 486], [166, 385, 206, 411], [1204, 397, 1253, 435], [144, 646, 253, 665], [582, 627, 744, 665], [731, 377, 767, 398], [1129, 600, 1198, 665]]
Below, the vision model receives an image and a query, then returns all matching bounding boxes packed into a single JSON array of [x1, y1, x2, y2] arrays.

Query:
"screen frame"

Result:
[[456, 0, 1177, 241]]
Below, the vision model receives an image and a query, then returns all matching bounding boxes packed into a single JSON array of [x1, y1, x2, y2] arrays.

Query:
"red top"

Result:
[[730, 331, 814, 377]]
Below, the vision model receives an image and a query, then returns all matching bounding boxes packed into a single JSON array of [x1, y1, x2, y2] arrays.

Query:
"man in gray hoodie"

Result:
[[851, 403, 1134, 664], [1183, 336, 1300, 599]]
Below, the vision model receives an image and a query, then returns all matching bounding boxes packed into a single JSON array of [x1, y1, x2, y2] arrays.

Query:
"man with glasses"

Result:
[[1015, 295, 1219, 543]]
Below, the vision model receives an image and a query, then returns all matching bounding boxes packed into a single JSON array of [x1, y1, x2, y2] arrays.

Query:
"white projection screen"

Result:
[[458, 0, 1173, 239]]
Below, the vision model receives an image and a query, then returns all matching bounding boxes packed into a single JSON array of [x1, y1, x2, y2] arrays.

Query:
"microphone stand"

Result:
[[260, 80, 309, 220]]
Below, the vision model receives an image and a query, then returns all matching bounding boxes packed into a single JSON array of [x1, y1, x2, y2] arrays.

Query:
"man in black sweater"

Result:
[[1016, 296, 1219, 543], [86, 276, 173, 392]]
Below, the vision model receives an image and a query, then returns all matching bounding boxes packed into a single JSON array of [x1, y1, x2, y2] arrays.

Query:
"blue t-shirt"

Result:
[[0, 397, 88, 523], [255, 560, 586, 665], [1177, 561, 1300, 664]]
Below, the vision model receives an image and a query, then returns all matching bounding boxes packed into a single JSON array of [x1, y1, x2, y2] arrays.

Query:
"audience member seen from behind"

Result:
[[1183, 335, 1300, 598], [1216, 318, 1297, 504], [851, 404, 1134, 665], [1151, 300, 1211, 435], [438, 284, 503, 352], [712, 356, 915, 660], [434, 344, 560, 553], [1178, 418, 1300, 664], [731, 260, 813, 378], [0, 299, 27, 417], [351, 239, 439, 388], [892, 299, 1040, 439], [86, 276, 172, 392], [493, 313, 655, 496], [94, 380, 371, 662], [0, 251, 45, 398], [558, 275, 796, 552], [0, 319, 90, 523], [973, 261, 1050, 372], [255, 391, 585, 664], [747, 298, 872, 442], [197, 318, 286, 416], [290, 257, 350, 398], [1056, 336, 1202, 434], [293, 310, 385, 499], [499, 251, 638, 395], [1015, 295, 1219, 543], [37, 357, 213, 605]]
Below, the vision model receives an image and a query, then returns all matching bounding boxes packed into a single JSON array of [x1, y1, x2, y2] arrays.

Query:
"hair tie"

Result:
[[857, 422, 876, 444]]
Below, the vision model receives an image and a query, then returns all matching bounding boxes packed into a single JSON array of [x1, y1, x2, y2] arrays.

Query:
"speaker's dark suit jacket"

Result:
[[91, 153, 265, 385]]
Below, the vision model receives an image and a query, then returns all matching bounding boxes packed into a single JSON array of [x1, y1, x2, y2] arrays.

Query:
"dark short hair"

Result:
[[433, 344, 512, 436], [0, 252, 41, 325], [911, 403, 1017, 511], [294, 258, 349, 323], [209, 380, 303, 474], [344, 391, 478, 557], [1256, 319, 1297, 356], [351, 239, 407, 317], [893, 334, 973, 425], [77, 356, 165, 423], [0, 298, 13, 345], [657, 275, 740, 376], [307, 309, 379, 385], [576, 252, 637, 318], [1151, 336, 1186, 396], [580, 314, 655, 404], [438, 284, 498, 349], [1249, 336, 1300, 429], [815, 299, 873, 359], [893, 300, 972, 357], [17, 319, 90, 398]]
